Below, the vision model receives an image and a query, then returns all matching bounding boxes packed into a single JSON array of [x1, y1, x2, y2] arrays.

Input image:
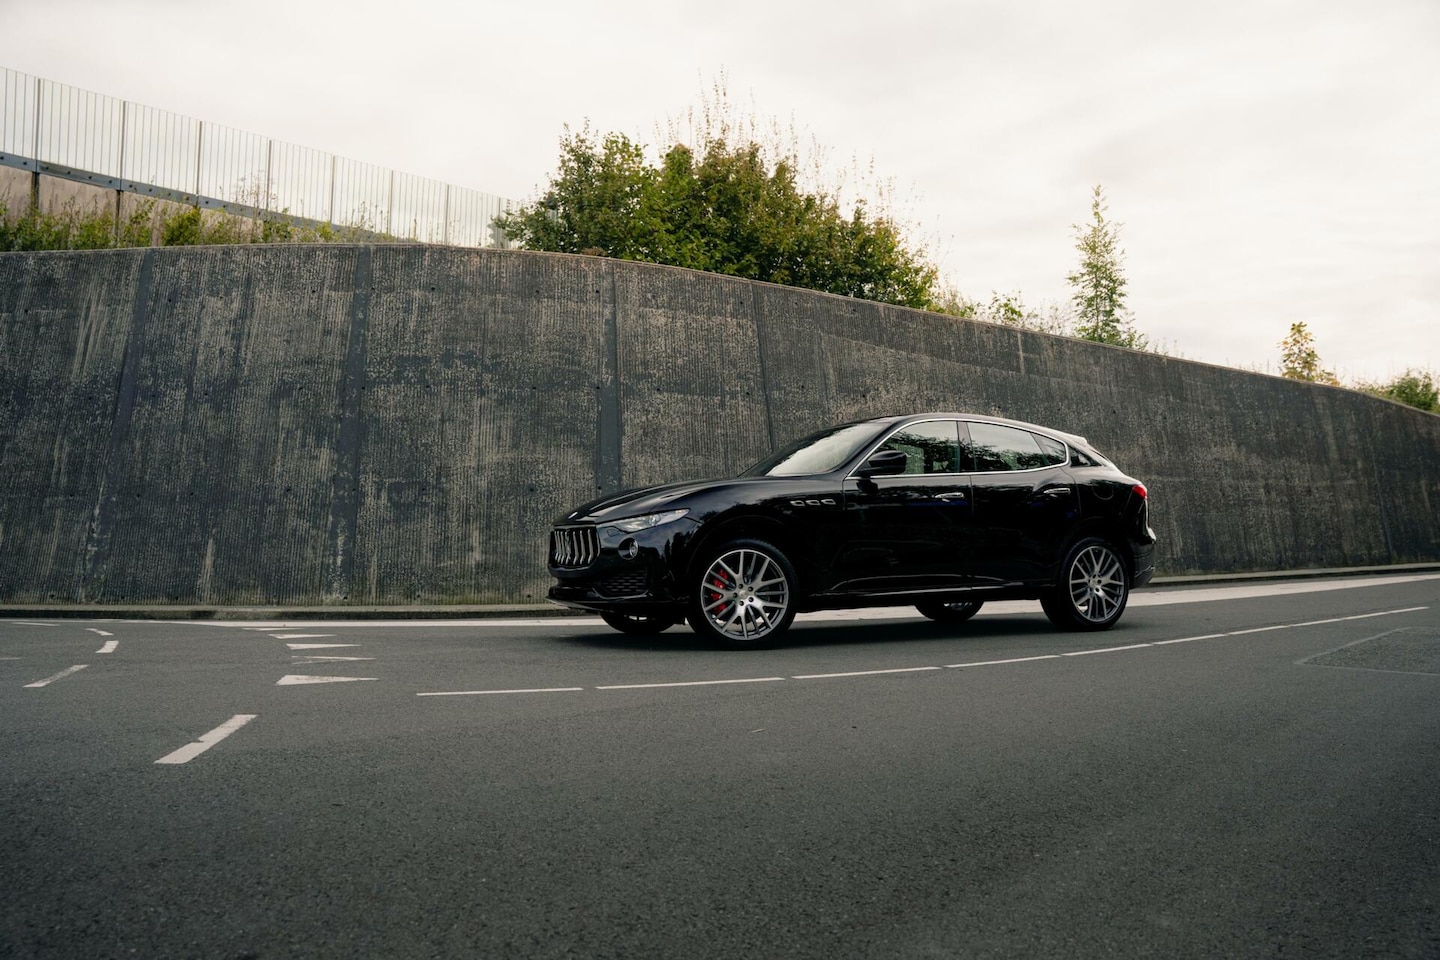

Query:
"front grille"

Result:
[[596, 571, 648, 598], [550, 525, 600, 568]]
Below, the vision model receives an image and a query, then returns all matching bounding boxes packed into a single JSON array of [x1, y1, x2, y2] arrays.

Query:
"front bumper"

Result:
[[546, 517, 697, 614]]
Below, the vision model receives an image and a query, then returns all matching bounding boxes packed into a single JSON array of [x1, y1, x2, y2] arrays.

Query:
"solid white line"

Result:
[[1228, 624, 1294, 636], [1340, 606, 1428, 620], [9, 621, 56, 626], [155, 714, 256, 765], [1152, 633, 1229, 646], [598, 677, 786, 690], [24, 664, 88, 688], [97, 640, 118, 654], [791, 666, 941, 680], [1064, 643, 1155, 656], [86, 628, 113, 636], [945, 654, 1061, 668], [272, 633, 334, 640], [286, 643, 357, 650], [417, 687, 585, 697]]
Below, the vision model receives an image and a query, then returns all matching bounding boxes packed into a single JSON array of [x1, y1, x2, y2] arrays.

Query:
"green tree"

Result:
[[495, 124, 661, 260], [1356, 369, 1438, 413], [1278, 321, 1339, 384], [495, 124, 940, 309], [1067, 185, 1147, 349]]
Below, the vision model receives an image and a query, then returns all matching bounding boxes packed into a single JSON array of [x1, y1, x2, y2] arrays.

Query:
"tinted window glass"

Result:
[[875, 421, 960, 475], [1032, 433, 1068, 466], [966, 422, 1061, 472]]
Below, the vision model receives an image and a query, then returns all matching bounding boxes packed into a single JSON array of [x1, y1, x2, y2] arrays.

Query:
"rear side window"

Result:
[[1032, 433, 1068, 466], [966, 422, 1067, 472], [875, 421, 961, 474]]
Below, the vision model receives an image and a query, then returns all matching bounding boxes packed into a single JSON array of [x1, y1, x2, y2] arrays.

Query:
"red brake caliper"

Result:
[[709, 572, 731, 620]]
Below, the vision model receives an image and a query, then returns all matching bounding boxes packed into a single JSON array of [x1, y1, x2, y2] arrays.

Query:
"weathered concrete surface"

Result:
[[1, 244, 1437, 605]]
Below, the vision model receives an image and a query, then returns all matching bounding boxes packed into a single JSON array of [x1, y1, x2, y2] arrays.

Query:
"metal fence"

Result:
[[0, 66, 515, 246]]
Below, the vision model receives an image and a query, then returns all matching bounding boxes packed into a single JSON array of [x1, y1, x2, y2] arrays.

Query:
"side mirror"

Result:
[[856, 449, 908, 477]]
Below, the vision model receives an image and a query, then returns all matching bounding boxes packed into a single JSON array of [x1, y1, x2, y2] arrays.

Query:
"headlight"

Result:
[[606, 509, 689, 533]]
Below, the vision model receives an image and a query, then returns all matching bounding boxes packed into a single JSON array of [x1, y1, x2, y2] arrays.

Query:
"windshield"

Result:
[[740, 422, 888, 477]]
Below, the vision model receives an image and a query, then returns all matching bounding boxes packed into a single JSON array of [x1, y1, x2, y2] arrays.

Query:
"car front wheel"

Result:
[[688, 539, 798, 649], [1041, 537, 1129, 631]]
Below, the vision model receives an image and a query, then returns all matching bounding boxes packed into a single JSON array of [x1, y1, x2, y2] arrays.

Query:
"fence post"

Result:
[[328, 154, 337, 227], [443, 184, 450, 245], [386, 169, 394, 236], [30, 77, 41, 213], [114, 100, 128, 244], [194, 120, 204, 201]]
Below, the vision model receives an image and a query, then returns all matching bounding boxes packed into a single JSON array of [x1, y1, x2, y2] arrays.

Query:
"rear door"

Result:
[[962, 422, 1078, 585]]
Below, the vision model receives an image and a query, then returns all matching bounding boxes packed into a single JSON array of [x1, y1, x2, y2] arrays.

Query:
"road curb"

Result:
[[4, 563, 1438, 621]]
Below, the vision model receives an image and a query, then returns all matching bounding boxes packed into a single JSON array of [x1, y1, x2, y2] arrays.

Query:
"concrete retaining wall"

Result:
[[1, 244, 1436, 605]]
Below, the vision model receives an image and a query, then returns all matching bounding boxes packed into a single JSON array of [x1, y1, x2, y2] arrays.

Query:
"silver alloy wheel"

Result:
[[699, 548, 792, 642], [1067, 543, 1126, 622]]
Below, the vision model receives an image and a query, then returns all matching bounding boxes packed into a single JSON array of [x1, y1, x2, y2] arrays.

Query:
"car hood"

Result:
[[558, 478, 766, 524]]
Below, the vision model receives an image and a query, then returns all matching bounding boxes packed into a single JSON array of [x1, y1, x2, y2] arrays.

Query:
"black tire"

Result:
[[1041, 536, 1129, 631], [600, 611, 679, 636], [687, 538, 798, 649], [915, 600, 984, 623]]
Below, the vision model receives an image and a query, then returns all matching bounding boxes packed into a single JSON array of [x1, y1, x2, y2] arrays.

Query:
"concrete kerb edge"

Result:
[[3, 563, 1438, 621]]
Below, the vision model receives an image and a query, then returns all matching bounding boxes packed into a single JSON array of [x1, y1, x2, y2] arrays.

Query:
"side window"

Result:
[[875, 421, 960, 475], [1031, 433, 1068, 467], [966, 422, 1060, 472]]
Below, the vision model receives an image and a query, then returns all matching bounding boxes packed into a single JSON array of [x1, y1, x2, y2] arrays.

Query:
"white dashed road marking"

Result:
[[97, 640, 118, 653], [24, 664, 88, 688], [285, 643, 358, 650], [272, 633, 334, 640], [86, 628, 113, 636], [276, 675, 376, 686], [292, 656, 374, 662], [155, 715, 256, 765]]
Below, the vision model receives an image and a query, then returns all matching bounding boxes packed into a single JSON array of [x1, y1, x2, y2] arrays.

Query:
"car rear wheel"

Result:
[[915, 600, 984, 623], [1041, 537, 1129, 631], [600, 611, 679, 636], [688, 539, 797, 649]]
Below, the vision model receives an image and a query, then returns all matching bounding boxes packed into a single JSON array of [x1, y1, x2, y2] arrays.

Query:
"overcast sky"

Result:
[[3, 0, 1435, 382]]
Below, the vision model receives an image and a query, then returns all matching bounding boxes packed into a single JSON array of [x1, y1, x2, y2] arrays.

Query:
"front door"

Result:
[[829, 420, 974, 595]]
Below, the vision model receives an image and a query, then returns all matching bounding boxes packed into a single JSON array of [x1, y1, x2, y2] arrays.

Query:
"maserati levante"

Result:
[[548, 414, 1155, 648]]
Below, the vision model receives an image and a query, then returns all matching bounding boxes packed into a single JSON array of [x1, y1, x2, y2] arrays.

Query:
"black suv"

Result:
[[548, 414, 1155, 648]]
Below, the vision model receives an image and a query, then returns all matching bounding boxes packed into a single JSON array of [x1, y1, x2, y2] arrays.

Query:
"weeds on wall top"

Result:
[[0, 193, 396, 252]]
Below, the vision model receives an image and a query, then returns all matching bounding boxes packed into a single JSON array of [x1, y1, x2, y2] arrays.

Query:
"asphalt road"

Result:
[[3, 575, 1439, 960]]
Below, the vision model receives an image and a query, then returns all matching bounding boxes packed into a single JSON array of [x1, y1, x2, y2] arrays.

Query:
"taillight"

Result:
[[1132, 483, 1148, 500]]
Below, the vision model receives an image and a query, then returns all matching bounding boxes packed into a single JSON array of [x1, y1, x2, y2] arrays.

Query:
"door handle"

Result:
[[1042, 487, 1072, 498], [934, 492, 968, 501]]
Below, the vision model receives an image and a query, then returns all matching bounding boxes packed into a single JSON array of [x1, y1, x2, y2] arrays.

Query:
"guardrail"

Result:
[[0, 66, 514, 246]]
